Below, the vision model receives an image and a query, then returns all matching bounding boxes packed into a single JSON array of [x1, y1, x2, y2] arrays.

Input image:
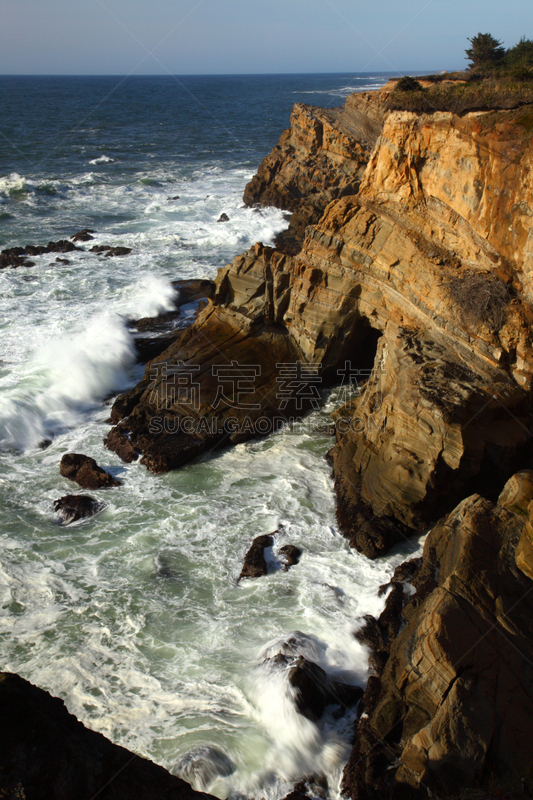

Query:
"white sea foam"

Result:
[[121, 274, 177, 318], [0, 172, 27, 195], [89, 155, 115, 164], [0, 314, 135, 451]]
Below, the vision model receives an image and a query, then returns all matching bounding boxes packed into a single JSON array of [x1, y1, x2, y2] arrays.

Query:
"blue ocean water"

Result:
[[0, 73, 422, 799]]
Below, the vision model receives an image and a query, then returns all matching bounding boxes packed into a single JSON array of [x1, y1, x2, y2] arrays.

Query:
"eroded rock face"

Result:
[[107, 93, 533, 559], [343, 480, 533, 798], [59, 453, 120, 489], [0, 672, 215, 800], [243, 94, 389, 253]]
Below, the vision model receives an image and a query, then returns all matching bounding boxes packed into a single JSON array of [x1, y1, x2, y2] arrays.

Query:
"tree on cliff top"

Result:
[[505, 36, 533, 67], [465, 33, 506, 69]]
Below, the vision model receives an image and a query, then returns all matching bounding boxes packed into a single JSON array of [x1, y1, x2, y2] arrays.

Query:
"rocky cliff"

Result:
[[103, 87, 533, 796], [344, 470, 533, 798], [107, 92, 533, 558]]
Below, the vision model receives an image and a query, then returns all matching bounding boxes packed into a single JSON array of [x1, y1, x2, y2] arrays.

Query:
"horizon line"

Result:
[[0, 69, 458, 78]]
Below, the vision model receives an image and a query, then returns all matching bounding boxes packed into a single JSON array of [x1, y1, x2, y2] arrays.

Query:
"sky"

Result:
[[0, 0, 530, 75]]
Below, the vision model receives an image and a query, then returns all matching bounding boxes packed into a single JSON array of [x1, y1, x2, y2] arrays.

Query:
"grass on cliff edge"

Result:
[[387, 76, 533, 114]]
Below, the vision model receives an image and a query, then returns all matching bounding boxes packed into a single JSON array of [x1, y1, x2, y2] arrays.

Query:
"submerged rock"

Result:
[[53, 495, 104, 524], [173, 746, 235, 791], [59, 453, 120, 489], [90, 244, 132, 256], [279, 544, 302, 570]]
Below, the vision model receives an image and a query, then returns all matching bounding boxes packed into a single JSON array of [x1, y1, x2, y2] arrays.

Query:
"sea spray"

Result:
[[0, 314, 135, 451]]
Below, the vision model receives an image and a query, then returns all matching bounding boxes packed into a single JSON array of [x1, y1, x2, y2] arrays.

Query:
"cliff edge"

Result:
[[103, 88, 533, 796]]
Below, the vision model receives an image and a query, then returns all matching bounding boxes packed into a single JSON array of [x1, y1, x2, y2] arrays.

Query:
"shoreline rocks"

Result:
[[342, 473, 533, 798], [59, 453, 121, 489]]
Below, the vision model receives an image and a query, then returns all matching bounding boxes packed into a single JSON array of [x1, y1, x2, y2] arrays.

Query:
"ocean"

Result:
[[0, 73, 422, 799]]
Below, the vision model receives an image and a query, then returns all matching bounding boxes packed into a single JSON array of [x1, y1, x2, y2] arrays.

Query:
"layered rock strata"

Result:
[[342, 472, 533, 798], [107, 96, 533, 560], [243, 93, 389, 253]]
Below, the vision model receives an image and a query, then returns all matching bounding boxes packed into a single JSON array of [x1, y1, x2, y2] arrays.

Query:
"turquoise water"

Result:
[[0, 73, 422, 798]]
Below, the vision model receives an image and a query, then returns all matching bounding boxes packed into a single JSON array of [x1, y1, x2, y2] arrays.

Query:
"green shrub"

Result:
[[395, 76, 423, 92], [386, 79, 533, 114]]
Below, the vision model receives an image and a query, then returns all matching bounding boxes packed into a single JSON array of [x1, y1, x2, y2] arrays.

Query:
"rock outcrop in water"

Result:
[[60, 453, 121, 489]]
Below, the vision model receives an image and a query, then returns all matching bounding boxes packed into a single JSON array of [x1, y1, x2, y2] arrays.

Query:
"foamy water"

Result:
[[0, 72, 418, 799]]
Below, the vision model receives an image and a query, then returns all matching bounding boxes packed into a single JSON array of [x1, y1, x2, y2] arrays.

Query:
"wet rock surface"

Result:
[[59, 453, 120, 489], [238, 534, 274, 580], [0, 672, 215, 800], [0, 239, 80, 268], [263, 653, 363, 722], [279, 544, 302, 570], [53, 495, 105, 524]]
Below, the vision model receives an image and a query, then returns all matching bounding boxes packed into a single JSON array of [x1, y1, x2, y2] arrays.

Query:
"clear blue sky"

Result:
[[1, 0, 530, 75]]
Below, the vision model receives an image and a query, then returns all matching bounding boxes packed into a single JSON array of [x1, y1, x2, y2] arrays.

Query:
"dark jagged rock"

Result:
[[279, 544, 302, 570], [265, 653, 362, 722], [71, 228, 96, 242], [130, 280, 216, 364], [217, 213, 229, 222], [53, 495, 104, 524], [0, 672, 215, 800], [59, 453, 121, 489], [25, 240, 79, 255], [103, 427, 139, 463], [1, 239, 82, 269], [238, 534, 274, 580], [90, 245, 132, 256]]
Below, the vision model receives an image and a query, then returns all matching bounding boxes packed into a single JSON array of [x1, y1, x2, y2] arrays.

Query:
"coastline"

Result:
[[3, 73, 533, 799]]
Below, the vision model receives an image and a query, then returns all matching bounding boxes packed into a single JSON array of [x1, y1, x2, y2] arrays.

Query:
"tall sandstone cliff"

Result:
[[104, 90, 533, 796]]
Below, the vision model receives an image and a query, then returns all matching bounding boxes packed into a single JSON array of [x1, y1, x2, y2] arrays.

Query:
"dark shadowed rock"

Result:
[[0, 672, 215, 800], [279, 544, 302, 570], [264, 653, 363, 722], [217, 213, 229, 222], [90, 245, 132, 257], [71, 228, 96, 242], [239, 534, 274, 581], [53, 495, 104, 524], [104, 427, 139, 463], [59, 453, 121, 489]]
